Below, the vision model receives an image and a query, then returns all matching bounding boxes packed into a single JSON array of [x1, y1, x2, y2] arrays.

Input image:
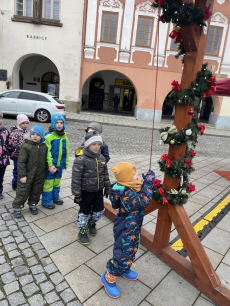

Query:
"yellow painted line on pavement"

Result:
[[171, 194, 230, 252]]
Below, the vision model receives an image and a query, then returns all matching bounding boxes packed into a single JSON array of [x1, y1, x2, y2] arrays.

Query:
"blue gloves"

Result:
[[142, 170, 155, 186]]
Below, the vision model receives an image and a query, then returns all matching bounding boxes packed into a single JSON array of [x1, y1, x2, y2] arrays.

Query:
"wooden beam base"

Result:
[[104, 202, 230, 306]]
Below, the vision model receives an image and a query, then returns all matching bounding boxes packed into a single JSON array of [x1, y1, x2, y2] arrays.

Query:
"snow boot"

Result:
[[14, 209, 22, 219], [29, 204, 38, 215], [53, 199, 63, 205], [100, 271, 120, 299], [78, 226, 89, 245], [88, 218, 97, 236], [121, 270, 138, 281], [0, 194, 3, 200]]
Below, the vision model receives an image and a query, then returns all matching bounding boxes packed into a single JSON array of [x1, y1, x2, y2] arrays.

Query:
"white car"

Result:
[[0, 90, 66, 123]]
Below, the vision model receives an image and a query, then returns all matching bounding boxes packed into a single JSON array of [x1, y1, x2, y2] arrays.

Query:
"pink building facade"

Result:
[[80, 0, 230, 129]]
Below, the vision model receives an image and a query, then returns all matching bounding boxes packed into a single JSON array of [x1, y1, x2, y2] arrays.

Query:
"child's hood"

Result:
[[10, 125, 18, 133], [75, 146, 84, 157], [110, 182, 126, 209]]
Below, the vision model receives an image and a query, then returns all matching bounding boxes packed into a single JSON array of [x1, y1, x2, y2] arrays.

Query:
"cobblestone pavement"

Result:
[[0, 202, 82, 305], [0, 152, 230, 305], [2, 116, 230, 158]]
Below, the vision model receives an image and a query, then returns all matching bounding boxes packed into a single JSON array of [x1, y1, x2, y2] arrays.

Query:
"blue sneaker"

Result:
[[100, 271, 120, 299], [121, 270, 138, 281], [29, 205, 38, 215], [14, 209, 22, 219]]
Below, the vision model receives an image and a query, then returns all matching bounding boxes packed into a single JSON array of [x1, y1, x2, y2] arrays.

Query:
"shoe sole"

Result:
[[14, 215, 22, 219], [42, 206, 55, 209], [79, 241, 89, 245], [100, 279, 120, 299], [88, 232, 96, 236], [121, 275, 138, 281]]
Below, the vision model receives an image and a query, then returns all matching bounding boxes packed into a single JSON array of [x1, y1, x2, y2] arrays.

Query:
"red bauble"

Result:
[[188, 109, 194, 115]]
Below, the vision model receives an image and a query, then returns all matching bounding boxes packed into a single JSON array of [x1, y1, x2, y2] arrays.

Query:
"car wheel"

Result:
[[35, 109, 50, 123]]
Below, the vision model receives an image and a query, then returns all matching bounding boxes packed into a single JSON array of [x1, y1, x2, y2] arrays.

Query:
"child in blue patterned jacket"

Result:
[[100, 162, 155, 298]]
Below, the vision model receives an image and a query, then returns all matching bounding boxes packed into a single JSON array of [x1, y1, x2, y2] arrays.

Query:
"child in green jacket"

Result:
[[42, 114, 69, 209], [13, 126, 47, 218]]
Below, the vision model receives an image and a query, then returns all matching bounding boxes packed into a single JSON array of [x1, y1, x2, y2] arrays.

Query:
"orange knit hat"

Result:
[[112, 162, 137, 182]]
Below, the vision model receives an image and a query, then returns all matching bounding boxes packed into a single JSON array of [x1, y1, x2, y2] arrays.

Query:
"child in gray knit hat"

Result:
[[82, 122, 110, 163], [72, 130, 110, 245]]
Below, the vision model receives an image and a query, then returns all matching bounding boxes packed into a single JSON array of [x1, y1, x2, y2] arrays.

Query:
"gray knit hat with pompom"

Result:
[[85, 122, 102, 134]]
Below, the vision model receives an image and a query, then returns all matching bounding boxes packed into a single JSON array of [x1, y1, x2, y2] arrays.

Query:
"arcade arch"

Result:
[[81, 70, 138, 114]]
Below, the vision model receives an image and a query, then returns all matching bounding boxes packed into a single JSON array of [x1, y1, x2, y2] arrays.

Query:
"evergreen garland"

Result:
[[152, 0, 211, 61], [159, 117, 201, 148], [152, 1, 208, 26], [166, 64, 213, 109], [150, 0, 212, 206], [158, 149, 196, 182]]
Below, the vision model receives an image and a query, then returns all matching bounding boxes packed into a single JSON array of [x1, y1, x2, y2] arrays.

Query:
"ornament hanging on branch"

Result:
[[169, 30, 181, 43], [174, 25, 181, 32], [188, 109, 194, 115]]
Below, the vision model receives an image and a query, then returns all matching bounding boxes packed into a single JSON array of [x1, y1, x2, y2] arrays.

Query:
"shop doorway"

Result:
[[199, 97, 213, 120], [41, 72, 60, 97], [123, 88, 135, 111], [88, 78, 104, 110]]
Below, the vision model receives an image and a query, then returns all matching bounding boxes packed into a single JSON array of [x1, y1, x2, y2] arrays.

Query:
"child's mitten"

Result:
[[142, 170, 155, 186]]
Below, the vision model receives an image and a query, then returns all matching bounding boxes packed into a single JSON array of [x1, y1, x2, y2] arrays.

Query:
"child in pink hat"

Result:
[[10, 114, 30, 190]]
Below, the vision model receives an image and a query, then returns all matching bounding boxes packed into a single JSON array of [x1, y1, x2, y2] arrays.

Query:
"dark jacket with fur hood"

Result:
[[71, 147, 110, 195]]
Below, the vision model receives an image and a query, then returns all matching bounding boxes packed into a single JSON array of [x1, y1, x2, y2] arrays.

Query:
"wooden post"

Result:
[[104, 0, 230, 304]]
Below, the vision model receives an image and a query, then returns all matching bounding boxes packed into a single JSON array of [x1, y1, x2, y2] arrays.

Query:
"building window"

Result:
[[101, 12, 118, 43], [43, 0, 60, 20], [205, 26, 222, 56], [15, 0, 32, 17], [136, 16, 154, 47], [171, 39, 178, 50]]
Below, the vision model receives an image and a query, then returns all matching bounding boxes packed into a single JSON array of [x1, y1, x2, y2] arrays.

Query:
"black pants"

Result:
[[0, 167, 6, 194], [79, 190, 104, 215]]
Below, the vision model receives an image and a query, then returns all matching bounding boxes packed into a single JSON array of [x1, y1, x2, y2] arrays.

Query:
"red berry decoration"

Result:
[[188, 109, 194, 115]]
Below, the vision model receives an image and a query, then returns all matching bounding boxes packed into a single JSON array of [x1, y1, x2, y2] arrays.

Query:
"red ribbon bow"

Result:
[[189, 150, 196, 157], [169, 30, 181, 43], [203, 76, 216, 97], [159, 0, 166, 5], [199, 124, 205, 135], [188, 183, 196, 192], [203, 5, 211, 20], [159, 187, 170, 206], [154, 179, 161, 189], [166, 159, 172, 168], [161, 154, 168, 160], [171, 80, 180, 92], [185, 159, 192, 168], [159, 16, 165, 23]]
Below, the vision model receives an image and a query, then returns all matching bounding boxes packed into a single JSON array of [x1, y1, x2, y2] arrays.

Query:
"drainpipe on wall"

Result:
[[78, 0, 88, 114]]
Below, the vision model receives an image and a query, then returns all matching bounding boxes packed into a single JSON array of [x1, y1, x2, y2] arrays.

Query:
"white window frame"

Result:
[[130, 1, 158, 66], [96, 0, 123, 61], [15, 0, 33, 17], [42, 0, 61, 21], [204, 12, 228, 73]]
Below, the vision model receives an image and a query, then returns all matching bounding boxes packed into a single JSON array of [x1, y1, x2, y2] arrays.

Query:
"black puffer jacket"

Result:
[[71, 147, 110, 195]]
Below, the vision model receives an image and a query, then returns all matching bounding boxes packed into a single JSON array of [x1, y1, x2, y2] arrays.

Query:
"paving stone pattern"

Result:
[[0, 205, 82, 305], [2, 116, 230, 158], [1, 118, 230, 305]]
